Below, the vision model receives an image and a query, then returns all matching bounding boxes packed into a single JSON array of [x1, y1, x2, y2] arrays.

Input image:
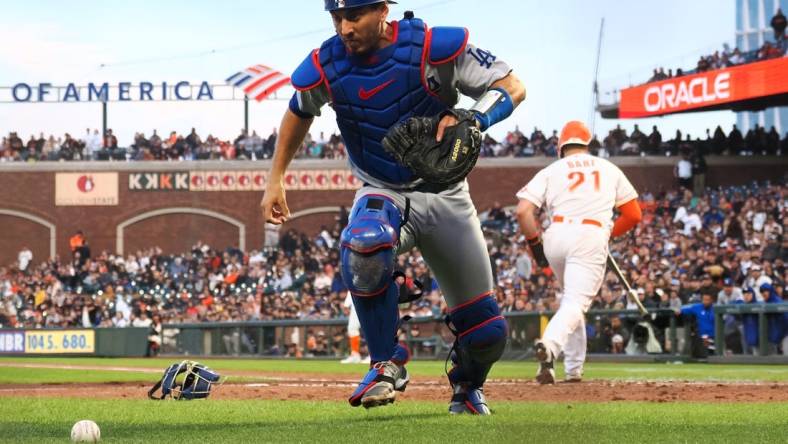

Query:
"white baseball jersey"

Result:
[[518, 152, 638, 376], [516, 153, 638, 230]]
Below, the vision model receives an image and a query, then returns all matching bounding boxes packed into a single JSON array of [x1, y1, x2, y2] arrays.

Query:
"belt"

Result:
[[412, 181, 456, 194], [552, 215, 602, 227], [363, 181, 458, 194]]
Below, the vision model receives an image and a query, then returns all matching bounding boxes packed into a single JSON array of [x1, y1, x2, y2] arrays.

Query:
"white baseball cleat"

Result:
[[535, 341, 556, 385], [564, 370, 583, 383], [341, 353, 362, 364]]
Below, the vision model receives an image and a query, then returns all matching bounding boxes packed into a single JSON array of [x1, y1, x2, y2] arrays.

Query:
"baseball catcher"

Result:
[[261, 0, 525, 414]]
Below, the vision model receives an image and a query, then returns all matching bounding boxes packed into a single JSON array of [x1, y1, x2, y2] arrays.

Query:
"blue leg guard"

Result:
[[446, 292, 508, 389], [340, 194, 404, 362], [341, 194, 414, 408], [351, 285, 399, 362]]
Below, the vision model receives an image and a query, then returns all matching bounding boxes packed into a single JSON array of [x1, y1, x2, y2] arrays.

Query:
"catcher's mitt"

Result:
[[382, 109, 482, 185]]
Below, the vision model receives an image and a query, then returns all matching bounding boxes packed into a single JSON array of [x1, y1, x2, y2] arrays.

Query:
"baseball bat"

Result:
[[606, 254, 649, 317]]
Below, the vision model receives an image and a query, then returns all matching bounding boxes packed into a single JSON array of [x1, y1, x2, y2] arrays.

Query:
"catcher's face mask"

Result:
[[148, 360, 223, 400]]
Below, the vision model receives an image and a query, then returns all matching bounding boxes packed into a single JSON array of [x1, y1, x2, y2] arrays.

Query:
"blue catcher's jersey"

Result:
[[292, 17, 468, 186]]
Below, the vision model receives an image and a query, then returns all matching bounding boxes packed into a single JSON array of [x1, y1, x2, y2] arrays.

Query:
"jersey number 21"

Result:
[[568, 171, 600, 192]]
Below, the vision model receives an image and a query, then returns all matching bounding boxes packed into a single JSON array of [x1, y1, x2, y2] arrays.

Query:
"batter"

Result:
[[515, 120, 642, 383], [261, 0, 525, 414]]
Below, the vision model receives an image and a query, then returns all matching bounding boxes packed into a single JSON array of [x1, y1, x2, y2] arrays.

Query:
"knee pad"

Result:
[[340, 194, 402, 296], [446, 293, 508, 387]]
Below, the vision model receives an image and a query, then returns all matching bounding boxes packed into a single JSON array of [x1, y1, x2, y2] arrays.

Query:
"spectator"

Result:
[[604, 316, 629, 354], [674, 151, 693, 190], [710, 125, 726, 155], [112, 311, 129, 328], [264, 128, 277, 159], [69, 231, 85, 255], [647, 125, 662, 154], [676, 292, 716, 357], [760, 283, 786, 353], [82, 129, 102, 160], [717, 278, 742, 305], [17, 247, 32, 272], [103, 129, 118, 149], [766, 126, 780, 155], [690, 147, 707, 196], [746, 264, 773, 300], [630, 124, 646, 150], [734, 287, 760, 354], [147, 314, 162, 357], [669, 129, 682, 155], [185, 128, 202, 152], [728, 124, 744, 154], [133, 311, 152, 328], [771, 8, 786, 42]]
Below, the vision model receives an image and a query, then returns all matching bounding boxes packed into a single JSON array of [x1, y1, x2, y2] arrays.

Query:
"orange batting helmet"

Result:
[[558, 120, 592, 158]]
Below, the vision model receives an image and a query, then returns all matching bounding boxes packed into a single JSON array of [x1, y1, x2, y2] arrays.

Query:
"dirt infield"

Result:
[[2, 377, 787, 403]]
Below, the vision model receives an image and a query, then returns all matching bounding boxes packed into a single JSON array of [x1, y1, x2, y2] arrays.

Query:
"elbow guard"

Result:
[[611, 200, 642, 238], [470, 87, 514, 131]]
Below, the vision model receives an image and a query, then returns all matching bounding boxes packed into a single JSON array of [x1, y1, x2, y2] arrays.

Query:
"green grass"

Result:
[[0, 367, 157, 384], [1, 357, 787, 442], [1, 398, 786, 443], [1, 357, 787, 383]]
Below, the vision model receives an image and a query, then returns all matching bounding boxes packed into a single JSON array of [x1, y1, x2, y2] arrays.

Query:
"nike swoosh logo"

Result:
[[358, 79, 395, 100]]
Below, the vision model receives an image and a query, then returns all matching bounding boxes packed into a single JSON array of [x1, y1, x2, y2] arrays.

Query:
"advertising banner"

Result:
[[55, 173, 119, 206], [0, 331, 25, 353], [129, 170, 360, 191], [619, 57, 788, 118], [0, 330, 95, 354], [23, 330, 95, 354]]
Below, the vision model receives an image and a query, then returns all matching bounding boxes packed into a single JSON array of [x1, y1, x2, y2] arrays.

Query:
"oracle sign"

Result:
[[619, 57, 788, 118], [643, 73, 730, 113]]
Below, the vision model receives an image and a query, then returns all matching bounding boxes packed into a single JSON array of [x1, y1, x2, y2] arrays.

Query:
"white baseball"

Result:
[[71, 420, 101, 443]]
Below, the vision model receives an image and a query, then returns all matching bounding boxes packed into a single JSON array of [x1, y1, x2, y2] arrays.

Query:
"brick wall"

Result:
[[0, 157, 783, 265]]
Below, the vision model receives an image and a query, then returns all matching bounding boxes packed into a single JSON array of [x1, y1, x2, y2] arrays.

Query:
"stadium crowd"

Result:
[[645, 9, 786, 84], [3, 121, 787, 164], [0, 127, 347, 162], [0, 178, 785, 355], [485, 123, 788, 158]]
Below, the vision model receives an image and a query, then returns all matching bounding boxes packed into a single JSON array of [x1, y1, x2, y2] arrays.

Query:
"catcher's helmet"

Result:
[[148, 360, 223, 400], [558, 120, 592, 158], [324, 0, 396, 11]]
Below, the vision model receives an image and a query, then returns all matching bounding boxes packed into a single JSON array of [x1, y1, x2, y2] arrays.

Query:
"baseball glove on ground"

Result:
[[382, 109, 482, 185]]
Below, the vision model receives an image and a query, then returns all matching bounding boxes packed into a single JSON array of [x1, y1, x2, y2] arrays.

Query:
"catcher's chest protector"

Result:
[[319, 17, 447, 185]]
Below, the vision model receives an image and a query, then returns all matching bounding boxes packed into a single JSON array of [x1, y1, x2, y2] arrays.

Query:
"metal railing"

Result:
[[161, 308, 688, 359], [714, 303, 788, 356]]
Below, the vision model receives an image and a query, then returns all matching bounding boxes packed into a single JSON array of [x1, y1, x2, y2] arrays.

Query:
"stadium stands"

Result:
[[644, 10, 786, 85], [0, 181, 784, 354], [3, 124, 786, 162]]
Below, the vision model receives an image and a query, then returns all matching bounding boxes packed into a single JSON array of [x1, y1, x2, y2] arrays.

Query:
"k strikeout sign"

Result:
[[619, 57, 788, 118]]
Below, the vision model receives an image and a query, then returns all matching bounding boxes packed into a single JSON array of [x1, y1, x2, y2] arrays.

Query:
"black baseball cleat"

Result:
[[535, 341, 556, 385]]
